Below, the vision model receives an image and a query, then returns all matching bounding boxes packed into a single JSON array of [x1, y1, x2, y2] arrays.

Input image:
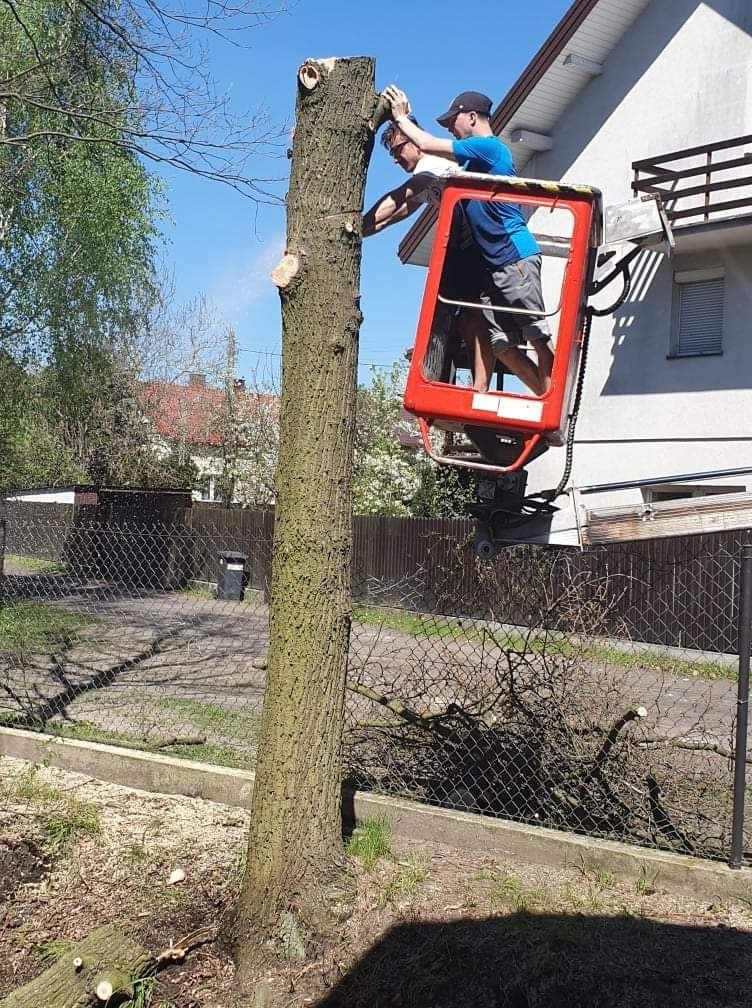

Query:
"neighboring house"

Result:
[[140, 374, 279, 504], [400, 0, 752, 512]]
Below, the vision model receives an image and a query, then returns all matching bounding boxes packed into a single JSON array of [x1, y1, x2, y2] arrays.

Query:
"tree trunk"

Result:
[[231, 56, 385, 974], [0, 925, 153, 1008]]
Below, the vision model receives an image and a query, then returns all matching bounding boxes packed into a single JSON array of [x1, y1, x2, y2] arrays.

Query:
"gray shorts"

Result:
[[479, 254, 551, 351]]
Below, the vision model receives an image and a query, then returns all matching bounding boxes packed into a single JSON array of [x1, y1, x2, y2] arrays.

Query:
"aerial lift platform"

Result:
[[401, 173, 752, 556]]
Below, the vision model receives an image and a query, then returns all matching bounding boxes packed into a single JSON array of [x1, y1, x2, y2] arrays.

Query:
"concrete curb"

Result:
[[2, 727, 750, 905]]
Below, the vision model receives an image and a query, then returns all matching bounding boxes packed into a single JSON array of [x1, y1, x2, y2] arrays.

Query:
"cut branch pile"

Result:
[[344, 545, 735, 858]]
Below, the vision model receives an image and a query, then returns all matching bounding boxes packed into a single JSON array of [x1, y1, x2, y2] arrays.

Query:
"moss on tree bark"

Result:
[[232, 56, 386, 974]]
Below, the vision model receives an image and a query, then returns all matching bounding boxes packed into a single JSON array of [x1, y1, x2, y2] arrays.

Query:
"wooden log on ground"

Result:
[[0, 924, 153, 1008]]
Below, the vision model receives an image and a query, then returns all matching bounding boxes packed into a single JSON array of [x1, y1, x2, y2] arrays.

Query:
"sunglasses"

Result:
[[389, 140, 410, 158]]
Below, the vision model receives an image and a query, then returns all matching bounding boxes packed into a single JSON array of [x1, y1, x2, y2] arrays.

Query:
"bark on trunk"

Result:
[[0, 925, 153, 1008], [232, 56, 384, 972]]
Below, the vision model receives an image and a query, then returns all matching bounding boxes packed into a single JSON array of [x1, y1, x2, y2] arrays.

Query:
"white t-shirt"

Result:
[[412, 154, 458, 207]]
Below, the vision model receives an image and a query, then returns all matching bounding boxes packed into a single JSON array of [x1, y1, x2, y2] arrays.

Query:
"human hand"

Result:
[[383, 85, 411, 120]]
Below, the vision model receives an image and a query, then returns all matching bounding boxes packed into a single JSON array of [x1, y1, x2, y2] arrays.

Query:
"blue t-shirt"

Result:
[[451, 136, 539, 270]]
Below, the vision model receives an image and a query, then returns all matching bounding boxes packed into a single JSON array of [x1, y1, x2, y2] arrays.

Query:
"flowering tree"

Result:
[[353, 363, 420, 516], [232, 385, 281, 508], [354, 363, 474, 518]]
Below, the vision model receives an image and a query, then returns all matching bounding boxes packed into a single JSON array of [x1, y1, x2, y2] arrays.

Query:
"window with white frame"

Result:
[[670, 267, 724, 357]]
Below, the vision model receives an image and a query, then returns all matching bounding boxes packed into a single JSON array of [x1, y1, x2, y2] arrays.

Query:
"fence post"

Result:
[[730, 542, 752, 869], [0, 517, 6, 611]]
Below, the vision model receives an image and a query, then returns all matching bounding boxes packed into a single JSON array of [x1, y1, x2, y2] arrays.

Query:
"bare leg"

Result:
[[494, 338, 555, 396], [459, 304, 554, 397], [495, 346, 545, 396], [532, 338, 554, 395], [456, 309, 495, 392]]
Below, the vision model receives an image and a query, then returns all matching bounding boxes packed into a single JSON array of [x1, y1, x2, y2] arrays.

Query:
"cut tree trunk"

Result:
[[0, 925, 153, 1008], [232, 56, 386, 974]]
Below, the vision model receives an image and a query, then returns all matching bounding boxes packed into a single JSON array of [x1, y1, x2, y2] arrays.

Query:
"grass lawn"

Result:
[[44, 696, 260, 771], [4, 554, 67, 574], [148, 696, 260, 768], [0, 602, 94, 654], [352, 604, 736, 682]]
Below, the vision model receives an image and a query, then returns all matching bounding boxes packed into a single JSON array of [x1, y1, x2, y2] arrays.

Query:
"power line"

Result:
[[237, 347, 404, 370]]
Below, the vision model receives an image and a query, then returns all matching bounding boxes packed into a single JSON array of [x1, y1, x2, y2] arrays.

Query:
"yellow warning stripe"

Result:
[[454, 172, 600, 199]]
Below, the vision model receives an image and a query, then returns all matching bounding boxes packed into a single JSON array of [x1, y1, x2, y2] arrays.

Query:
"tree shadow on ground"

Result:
[[0, 600, 268, 728], [316, 911, 750, 1007]]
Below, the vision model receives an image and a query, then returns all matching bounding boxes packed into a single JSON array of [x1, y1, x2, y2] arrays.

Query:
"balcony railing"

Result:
[[632, 134, 752, 227]]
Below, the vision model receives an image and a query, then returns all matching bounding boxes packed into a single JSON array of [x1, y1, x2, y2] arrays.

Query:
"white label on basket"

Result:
[[498, 398, 543, 422], [227, 563, 244, 571], [471, 393, 498, 413]]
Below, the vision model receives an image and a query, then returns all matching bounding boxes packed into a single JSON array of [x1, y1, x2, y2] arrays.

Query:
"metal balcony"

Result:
[[632, 135, 752, 228]]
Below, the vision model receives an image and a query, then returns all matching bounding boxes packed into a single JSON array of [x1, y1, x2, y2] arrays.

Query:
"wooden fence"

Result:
[[0, 502, 74, 561], [1, 500, 750, 653]]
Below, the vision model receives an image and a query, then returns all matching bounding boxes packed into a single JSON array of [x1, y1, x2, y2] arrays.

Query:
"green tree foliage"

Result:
[[113, 447, 201, 492], [0, 354, 83, 491], [0, 0, 163, 488], [0, 0, 163, 360], [0, 0, 281, 491], [353, 363, 474, 518], [1, 141, 161, 360]]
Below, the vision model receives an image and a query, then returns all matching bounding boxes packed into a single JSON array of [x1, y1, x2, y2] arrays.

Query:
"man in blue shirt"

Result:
[[383, 86, 553, 397]]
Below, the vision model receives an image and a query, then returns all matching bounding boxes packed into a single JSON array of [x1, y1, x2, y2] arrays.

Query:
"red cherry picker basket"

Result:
[[401, 173, 613, 555], [404, 173, 602, 469], [401, 171, 677, 555]]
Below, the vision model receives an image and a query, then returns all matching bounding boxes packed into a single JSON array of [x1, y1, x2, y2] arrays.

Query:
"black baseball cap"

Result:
[[436, 90, 493, 127]]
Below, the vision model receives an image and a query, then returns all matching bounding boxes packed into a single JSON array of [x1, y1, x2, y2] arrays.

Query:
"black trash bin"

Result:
[[217, 550, 247, 600]]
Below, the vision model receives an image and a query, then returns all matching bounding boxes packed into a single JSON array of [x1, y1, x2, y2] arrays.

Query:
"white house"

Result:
[[400, 0, 752, 540]]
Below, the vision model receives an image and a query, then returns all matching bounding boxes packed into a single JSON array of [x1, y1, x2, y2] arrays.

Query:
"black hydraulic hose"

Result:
[[546, 306, 594, 503], [589, 243, 642, 296], [589, 267, 632, 317]]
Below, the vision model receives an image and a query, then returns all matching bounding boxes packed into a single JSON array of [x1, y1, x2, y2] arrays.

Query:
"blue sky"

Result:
[[159, 0, 571, 386]]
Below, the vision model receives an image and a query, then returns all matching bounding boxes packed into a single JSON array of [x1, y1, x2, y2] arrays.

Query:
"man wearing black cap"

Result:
[[382, 85, 553, 397]]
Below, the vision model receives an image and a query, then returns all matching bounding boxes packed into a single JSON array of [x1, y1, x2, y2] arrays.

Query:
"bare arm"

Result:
[[383, 86, 456, 159], [362, 176, 436, 236]]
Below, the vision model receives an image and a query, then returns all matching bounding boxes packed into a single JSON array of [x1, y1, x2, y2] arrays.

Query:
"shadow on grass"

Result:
[[316, 911, 750, 1007]]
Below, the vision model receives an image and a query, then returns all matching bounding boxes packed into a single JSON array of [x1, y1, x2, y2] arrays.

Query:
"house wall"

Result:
[[191, 452, 224, 502], [522, 0, 752, 499], [7, 489, 76, 505]]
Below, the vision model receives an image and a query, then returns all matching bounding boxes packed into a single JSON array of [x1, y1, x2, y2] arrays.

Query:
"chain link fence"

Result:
[[0, 502, 749, 864]]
